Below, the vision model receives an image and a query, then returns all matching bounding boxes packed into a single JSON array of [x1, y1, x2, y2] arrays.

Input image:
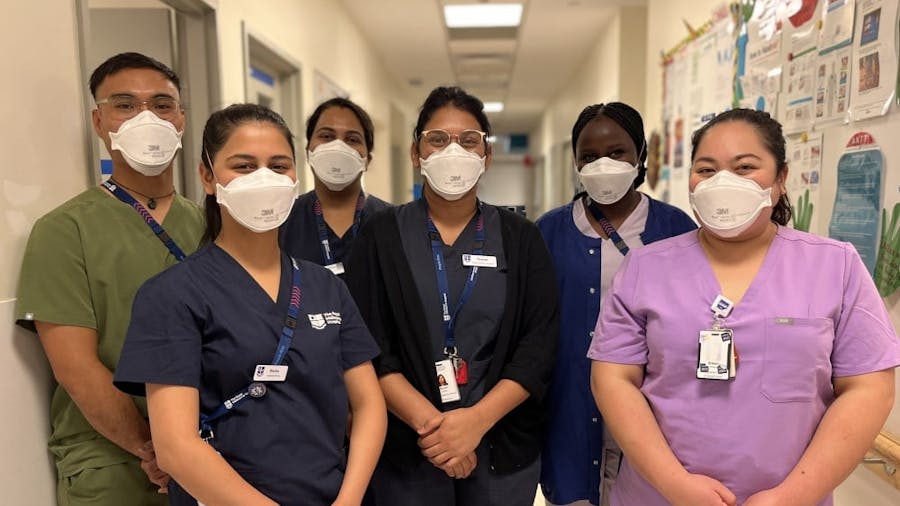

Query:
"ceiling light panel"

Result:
[[444, 3, 524, 28]]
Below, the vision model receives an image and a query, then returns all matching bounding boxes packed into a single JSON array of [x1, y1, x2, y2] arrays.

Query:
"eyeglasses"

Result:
[[419, 129, 487, 151], [96, 95, 181, 120]]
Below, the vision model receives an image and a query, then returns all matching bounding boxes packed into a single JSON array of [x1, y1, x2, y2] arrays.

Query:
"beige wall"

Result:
[[214, 0, 416, 201], [0, 1, 88, 503]]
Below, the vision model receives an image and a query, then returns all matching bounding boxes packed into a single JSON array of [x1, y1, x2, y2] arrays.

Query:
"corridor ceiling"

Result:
[[339, 0, 647, 134]]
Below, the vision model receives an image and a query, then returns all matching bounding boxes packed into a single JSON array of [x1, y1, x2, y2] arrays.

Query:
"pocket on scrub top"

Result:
[[760, 316, 834, 403]]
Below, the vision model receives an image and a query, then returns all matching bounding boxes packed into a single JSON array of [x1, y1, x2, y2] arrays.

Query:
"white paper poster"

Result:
[[849, 0, 898, 120], [814, 46, 853, 124], [740, 0, 784, 113], [786, 133, 824, 231], [782, 0, 823, 133]]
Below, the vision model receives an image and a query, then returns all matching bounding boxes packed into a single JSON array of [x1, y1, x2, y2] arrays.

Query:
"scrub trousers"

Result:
[[372, 443, 540, 506], [57, 459, 167, 506]]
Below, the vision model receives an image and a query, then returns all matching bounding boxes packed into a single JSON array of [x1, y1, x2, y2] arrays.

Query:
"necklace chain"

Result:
[[108, 178, 175, 210]]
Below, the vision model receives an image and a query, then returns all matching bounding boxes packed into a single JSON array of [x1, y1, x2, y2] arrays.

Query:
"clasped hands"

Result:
[[416, 407, 490, 480]]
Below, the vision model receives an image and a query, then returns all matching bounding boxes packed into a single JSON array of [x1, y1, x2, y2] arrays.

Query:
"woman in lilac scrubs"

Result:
[[589, 108, 899, 506]]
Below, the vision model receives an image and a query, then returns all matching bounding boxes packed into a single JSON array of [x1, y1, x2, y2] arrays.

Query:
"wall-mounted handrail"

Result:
[[862, 431, 900, 492]]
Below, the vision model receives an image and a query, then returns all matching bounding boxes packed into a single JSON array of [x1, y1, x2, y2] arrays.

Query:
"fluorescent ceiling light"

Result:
[[444, 4, 523, 28], [483, 102, 504, 113]]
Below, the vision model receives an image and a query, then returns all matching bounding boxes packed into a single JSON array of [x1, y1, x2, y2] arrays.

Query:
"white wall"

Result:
[[0, 1, 88, 503], [214, 0, 416, 202]]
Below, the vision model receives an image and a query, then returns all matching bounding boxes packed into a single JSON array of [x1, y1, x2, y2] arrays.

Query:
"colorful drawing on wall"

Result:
[[874, 203, 900, 297]]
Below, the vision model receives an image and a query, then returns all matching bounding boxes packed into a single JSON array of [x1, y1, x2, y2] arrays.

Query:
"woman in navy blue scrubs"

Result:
[[114, 103, 386, 506], [280, 98, 391, 278]]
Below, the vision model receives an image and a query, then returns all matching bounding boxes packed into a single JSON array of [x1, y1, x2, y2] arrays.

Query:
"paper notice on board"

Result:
[[739, 0, 783, 114], [820, 0, 856, 54], [828, 132, 884, 276], [786, 133, 823, 232], [814, 46, 852, 125], [782, 0, 823, 134], [849, 0, 898, 120]]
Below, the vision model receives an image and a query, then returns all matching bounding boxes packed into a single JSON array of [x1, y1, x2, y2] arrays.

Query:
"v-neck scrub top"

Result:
[[588, 227, 900, 506], [114, 245, 380, 506]]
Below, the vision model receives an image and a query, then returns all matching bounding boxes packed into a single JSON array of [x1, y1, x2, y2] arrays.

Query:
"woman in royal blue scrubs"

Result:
[[114, 103, 386, 506]]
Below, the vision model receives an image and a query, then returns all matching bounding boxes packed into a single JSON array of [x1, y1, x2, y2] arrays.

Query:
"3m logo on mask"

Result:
[[450, 175, 462, 182], [261, 208, 274, 216], [308, 312, 342, 330], [715, 208, 730, 215], [148, 144, 160, 152]]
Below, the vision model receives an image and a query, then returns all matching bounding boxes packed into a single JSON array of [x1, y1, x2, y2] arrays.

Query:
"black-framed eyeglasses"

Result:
[[419, 129, 487, 151], [96, 95, 181, 120]]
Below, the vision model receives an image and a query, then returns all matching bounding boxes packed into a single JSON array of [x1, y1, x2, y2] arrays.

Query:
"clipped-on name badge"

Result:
[[253, 364, 288, 382], [325, 262, 345, 275], [696, 329, 732, 381], [435, 359, 461, 403], [462, 254, 498, 268]]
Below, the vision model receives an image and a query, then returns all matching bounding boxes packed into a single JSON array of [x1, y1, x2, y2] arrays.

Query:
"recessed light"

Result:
[[444, 3, 523, 28], [483, 102, 504, 113]]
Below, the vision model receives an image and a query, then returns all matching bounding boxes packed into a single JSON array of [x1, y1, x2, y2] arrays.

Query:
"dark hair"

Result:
[[690, 108, 791, 226], [89, 52, 181, 99], [200, 103, 296, 244], [571, 102, 648, 189], [413, 86, 492, 145], [306, 97, 375, 155]]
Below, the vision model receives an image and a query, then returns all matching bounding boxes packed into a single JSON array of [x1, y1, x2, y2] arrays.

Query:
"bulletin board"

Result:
[[658, 0, 900, 441]]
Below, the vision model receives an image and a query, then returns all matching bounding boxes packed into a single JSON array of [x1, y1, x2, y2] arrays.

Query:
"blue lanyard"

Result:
[[586, 200, 630, 256], [101, 180, 187, 262], [426, 202, 484, 355], [313, 193, 365, 264], [199, 257, 302, 439]]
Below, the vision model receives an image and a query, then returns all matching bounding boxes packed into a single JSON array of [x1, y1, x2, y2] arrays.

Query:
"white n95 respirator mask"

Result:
[[109, 110, 183, 176], [308, 140, 367, 191], [577, 157, 639, 205], [420, 143, 485, 201], [689, 170, 773, 238], [216, 168, 299, 233]]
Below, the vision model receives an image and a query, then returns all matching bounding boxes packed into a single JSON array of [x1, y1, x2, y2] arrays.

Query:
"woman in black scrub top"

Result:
[[280, 97, 391, 277], [345, 86, 559, 506], [114, 104, 386, 506]]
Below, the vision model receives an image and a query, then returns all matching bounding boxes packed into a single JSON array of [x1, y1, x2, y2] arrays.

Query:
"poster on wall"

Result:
[[828, 131, 883, 275], [848, 0, 898, 120], [738, 0, 784, 113], [786, 132, 823, 232], [313, 70, 348, 105], [782, 0, 823, 133], [815, 0, 856, 125]]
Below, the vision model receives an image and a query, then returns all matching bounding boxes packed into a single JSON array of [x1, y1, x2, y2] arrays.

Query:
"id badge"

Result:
[[253, 364, 288, 382], [324, 262, 345, 275], [696, 329, 732, 380], [462, 254, 498, 268], [435, 359, 461, 403]]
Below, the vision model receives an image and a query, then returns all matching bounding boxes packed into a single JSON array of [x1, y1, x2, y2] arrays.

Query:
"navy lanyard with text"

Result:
[[427, 204, 484, 367], [586, 200, 630, 256], [101, 180, 187, 262], [313, 193, 365, 265], [199, 258, 302, 440]]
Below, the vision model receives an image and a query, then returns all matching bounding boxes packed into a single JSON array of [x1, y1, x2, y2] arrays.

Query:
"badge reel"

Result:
[[697, 295, 737, 381]]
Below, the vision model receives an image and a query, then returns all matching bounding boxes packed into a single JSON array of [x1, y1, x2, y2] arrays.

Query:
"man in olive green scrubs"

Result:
[[15, 52, 204, 505]]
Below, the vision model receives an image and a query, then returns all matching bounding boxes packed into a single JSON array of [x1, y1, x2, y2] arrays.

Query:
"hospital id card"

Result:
[[253, 364, 288, 382], [435, 359, 461, 403], [696, 329, 733, 381]]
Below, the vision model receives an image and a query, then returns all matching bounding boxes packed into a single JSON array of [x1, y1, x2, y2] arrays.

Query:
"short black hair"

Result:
[[571, 102, 647, 188], [89, 52, 181, 99], [305, 97, 375, 154], [413, 86, 492, 143], [690, 108, 792, 226], [200, 103, 296, 244]]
